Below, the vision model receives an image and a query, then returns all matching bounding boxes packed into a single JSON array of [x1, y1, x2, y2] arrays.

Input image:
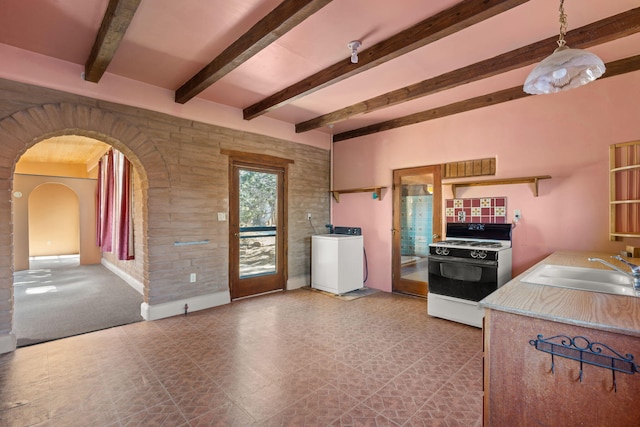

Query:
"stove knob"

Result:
[[435, 247, 442, 255], [477, 250, 487, 259], [442, 248, 449, 256], [470, 251, 478, 258]]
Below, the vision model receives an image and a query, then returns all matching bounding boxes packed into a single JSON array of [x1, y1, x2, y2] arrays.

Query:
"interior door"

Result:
[[230, 163, 286, 299], [392, 165, 442, 297]]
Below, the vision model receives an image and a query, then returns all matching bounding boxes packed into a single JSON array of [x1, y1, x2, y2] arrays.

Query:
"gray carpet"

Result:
[[13, 255, 143, 347]]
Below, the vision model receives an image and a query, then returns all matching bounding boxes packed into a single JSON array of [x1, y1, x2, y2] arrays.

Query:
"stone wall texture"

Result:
[[0, 78, 330, 336]]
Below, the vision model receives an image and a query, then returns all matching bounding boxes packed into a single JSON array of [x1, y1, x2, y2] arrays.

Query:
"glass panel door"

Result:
[[392, 165, 441, 297], [230, 164, 285, 299], [239, 169, 277, 278]]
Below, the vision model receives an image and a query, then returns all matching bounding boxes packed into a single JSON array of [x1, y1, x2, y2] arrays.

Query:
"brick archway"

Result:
[[0, 103, 169, 353]]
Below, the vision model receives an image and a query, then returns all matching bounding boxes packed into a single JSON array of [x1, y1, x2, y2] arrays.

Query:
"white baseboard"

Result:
[[141, 291, 231, 321], [101, 258, 144, 295], [0, 333, 16, 355]]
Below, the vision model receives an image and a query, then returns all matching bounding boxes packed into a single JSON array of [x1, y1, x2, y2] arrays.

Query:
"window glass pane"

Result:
[[239, 170, 277, 278]]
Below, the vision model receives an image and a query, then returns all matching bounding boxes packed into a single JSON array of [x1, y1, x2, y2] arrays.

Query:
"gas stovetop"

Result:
[[429, 223, 512, 256], [433, 239, 507, 250]]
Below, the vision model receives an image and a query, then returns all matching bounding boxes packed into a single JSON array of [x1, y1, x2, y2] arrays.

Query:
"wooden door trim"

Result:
[[227, 152, 289, 299], [221, 149, 294, 166]]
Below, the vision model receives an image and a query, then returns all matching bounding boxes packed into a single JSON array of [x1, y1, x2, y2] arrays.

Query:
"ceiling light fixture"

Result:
[[523, 0, 605, 95], [348, 40, 361, 64]]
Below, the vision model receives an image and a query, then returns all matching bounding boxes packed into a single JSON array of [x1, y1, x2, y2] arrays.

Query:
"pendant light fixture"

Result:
[[523, 0, 605, 95]]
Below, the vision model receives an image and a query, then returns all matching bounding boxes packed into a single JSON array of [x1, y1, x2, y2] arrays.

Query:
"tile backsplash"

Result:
[[445, 197, 507, 224]]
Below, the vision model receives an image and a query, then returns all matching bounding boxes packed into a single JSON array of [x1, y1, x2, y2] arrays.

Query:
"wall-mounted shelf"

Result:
[[330, 187, 386, 202], [445, 175, 551, 198], [609, 141, 640, 240]]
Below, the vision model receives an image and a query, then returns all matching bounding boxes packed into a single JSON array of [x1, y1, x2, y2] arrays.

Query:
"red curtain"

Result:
[[96, 149, 134, 260], [97, 150, 114, 252], [117, 154, 134, 260]]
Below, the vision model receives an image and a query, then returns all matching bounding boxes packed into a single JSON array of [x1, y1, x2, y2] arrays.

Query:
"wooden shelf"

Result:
[[609, 141, 640, 241], [611, 199, 640, 205], [445, 175, 552, 197], [330, 187, 386, 202], [610, 232, 640, 238]]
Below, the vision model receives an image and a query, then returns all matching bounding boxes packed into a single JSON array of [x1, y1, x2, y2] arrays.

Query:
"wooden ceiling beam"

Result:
[[299, 7, 640, 133], [175, 0, 333, 104], [243, 0, 530, 120], [332, 55, 640, 142], [84, 0, 141, 83]]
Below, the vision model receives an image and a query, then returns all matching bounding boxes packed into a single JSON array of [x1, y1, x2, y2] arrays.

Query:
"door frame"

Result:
[[391, 165, 442, 297], [223, 149, 293, 300]]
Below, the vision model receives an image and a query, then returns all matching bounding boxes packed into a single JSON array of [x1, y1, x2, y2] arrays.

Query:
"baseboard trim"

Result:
[[140, 291, 231, 321], [0, 333, 16, 355], [101, 259, 144, 295]]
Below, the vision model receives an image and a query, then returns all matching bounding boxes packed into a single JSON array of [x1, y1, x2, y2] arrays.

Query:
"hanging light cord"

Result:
[[556, 0, 567, 49]]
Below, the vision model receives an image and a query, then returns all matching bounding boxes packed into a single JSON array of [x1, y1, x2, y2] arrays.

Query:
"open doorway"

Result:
[[12, 137, 144, 346], [392, 165, 442, 297], [28, 183, 80, 258]]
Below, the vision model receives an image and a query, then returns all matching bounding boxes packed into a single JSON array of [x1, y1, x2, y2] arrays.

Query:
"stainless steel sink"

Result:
[[520, 264, 637, 297]]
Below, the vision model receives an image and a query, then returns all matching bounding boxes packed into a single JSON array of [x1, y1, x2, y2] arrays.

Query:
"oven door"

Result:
[[428, 255, 498, 302]]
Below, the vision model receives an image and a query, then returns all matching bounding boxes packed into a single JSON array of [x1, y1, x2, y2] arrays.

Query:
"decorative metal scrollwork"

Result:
[[529, 334, 639, 392]]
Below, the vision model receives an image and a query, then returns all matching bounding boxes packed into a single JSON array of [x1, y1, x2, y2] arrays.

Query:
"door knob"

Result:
[[432, 234, 440, 239]]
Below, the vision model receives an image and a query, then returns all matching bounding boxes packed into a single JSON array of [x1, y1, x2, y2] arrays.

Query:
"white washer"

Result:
[[311, 234, 363, 295]]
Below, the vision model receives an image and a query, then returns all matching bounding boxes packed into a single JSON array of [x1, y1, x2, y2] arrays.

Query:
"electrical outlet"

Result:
[[190, 273, 196, 283], [307, 213, 312, 220], [514, 209, 522, 221]]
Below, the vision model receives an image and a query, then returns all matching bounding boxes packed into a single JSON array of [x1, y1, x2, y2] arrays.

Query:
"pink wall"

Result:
[[0, 44, 330, 151], [332, 72, 640, 292], [13, 174, 102, 271]]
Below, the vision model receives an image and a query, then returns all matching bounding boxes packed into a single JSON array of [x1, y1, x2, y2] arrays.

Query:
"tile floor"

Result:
[[0, 289, 483, 426]]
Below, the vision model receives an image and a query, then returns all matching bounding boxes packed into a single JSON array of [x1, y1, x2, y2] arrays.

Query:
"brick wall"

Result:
[[0, 78, 330, 337]]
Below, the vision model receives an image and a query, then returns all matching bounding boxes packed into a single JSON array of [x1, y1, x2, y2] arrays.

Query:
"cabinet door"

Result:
[[485, 310, 640, 426]]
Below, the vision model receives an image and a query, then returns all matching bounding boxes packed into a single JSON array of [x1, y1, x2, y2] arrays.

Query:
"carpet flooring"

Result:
[[13, 255, 143, 347]]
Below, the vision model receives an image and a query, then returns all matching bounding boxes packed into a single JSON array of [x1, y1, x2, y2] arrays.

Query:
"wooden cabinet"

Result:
[[483, 309, 640, 426], [610, 140, 640, 240]]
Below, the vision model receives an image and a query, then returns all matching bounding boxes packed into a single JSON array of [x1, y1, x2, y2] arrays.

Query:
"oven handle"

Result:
[[429, 255, 498, 267]]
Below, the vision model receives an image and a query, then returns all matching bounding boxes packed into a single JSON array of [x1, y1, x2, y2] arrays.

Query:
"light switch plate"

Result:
[[217, 212, 226, 221]]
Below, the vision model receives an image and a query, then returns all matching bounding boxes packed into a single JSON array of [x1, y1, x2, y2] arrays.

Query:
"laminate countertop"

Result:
[[480, 251, 640, 337]]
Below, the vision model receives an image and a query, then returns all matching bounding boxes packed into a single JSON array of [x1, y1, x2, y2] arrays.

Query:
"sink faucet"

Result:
[[588, 256, 640, 291]]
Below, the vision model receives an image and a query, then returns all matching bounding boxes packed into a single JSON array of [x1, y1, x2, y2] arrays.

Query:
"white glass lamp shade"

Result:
[[523, 46, 605, 94]]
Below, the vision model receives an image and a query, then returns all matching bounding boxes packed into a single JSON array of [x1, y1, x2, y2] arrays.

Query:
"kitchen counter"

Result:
[[480, 250, 640, 337]]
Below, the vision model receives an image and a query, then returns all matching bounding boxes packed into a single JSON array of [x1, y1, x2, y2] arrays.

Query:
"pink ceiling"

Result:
[[0, 0, 638, 135]]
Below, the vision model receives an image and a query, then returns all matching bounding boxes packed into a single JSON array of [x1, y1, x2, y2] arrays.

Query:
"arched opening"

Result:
[[28, 183, 80, 258], [0, 102, 166, 355], [12, 135, 146, 346]]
